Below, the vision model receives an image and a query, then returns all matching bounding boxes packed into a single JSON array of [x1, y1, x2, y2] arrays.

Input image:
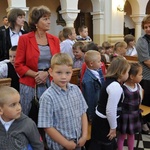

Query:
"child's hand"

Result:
[[64, 140, 76, 150], [77, 136, 87, 147], [107, 128, 116, 140]]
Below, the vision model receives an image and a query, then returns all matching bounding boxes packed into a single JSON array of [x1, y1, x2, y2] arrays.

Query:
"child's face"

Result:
[[131, 67, 143, 83], [9, 50, 16, 66], [73, 47, 84, 59], [50, 65, 73, 90], [69, 29, 76, 41], [128, 40, 135, 47], [143, 23, 150, 35], [105, 48, 112, 55], [90, 54, 101, 70], [80, 28, 88, 38], [0, 93, 22, 122], [117, 46, 127, 56], [100, 49, 105, 55]]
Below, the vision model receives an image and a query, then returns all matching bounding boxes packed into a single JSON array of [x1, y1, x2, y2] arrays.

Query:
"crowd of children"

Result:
[[117, 63, 143, 150], [1, 5, 148, 150]]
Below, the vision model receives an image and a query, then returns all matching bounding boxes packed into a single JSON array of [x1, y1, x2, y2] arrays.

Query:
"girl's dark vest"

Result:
[[97, 78, 123, 116]]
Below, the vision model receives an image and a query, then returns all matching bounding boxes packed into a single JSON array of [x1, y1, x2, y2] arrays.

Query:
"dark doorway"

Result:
[[74, 12, 93, 40]]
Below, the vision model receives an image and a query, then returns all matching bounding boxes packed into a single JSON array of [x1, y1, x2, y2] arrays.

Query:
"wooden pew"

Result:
[[70, 68, 80, 85], [0, 78, 11, 86], [140, 104, 150, 116], [124, 55, 138, 63], [106, 56, 138, 69]]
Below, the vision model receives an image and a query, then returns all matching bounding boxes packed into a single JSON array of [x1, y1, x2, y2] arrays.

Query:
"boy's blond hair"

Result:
[[63, 27, 75, 39], [72, 41, 85, 51], [51, 53, 73, 69], [84, 50, 100, 66], [124, 34, 135, 44], [78, 25, 88, 33], [0, 86, 19, 106], [9, 45, 17, 52], [102, 41, 112, 49]]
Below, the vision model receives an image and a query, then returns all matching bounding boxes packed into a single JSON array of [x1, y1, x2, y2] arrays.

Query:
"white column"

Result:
[[7, 0, 26, 7], [91, 11, 104, 45], [60, 9, 80, 27], [130, 14, 145, 41]]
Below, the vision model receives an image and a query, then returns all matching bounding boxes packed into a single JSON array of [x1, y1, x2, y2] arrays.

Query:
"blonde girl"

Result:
[[89, 56, 130, 150]]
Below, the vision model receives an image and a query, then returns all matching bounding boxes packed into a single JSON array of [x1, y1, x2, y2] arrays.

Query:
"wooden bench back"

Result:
[[124, 56, 138, 63], [0, 78, 11, 87], [106, 56, 138, 70], [70, 68, 80, 85]]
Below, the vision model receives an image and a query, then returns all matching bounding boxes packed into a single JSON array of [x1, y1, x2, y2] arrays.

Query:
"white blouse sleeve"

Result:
[[106, 81, 123, 129]]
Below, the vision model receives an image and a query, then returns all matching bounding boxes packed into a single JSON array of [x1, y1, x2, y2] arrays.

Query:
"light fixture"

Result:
[[117, 5, 124, 12], [117, 0, 125, 12]]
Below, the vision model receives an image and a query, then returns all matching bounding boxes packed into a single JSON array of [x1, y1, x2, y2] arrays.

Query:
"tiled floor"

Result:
[[85, 133, 150, 150], [124, 133, 150, 150]]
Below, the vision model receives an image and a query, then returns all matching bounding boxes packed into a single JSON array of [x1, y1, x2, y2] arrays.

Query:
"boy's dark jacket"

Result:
[[0, 113, 44, 150]]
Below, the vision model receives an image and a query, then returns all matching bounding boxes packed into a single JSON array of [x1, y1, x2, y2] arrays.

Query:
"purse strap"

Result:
[[34, 83, 48, 98]]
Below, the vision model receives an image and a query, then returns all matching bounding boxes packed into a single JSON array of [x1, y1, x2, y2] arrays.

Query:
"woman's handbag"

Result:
[[28, 85, 39, 124]]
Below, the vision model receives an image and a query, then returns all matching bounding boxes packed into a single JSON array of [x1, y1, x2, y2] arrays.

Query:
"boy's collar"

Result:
[[0, 116, 15, 124], [51, 81, 73, 93]]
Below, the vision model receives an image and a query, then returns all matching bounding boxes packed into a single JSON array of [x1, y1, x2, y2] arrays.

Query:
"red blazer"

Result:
[[15, 31, 60, 88]]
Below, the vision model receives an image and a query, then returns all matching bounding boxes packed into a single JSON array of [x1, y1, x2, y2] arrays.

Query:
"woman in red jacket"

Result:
[[15, 5, 60, 115]]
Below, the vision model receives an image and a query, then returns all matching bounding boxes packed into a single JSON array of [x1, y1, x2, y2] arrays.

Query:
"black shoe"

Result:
[[142, 129, 150, 135]]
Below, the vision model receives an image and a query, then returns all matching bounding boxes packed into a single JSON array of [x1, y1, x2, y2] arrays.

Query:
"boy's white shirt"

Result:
[[0, 59, 10, 64], [0, 59, 10, 78], [0, 116, 15, 131], [60, 39, 75, 59], [89, 69, 101, 83]]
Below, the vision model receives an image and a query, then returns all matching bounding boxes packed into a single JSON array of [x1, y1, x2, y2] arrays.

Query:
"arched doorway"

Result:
[[124, 0, 135, 36], [74, 0, 93, 39]]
